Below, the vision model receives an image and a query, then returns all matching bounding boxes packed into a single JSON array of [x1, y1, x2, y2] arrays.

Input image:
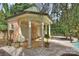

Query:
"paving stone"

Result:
[[0, 49, 11, 56], [21, 42, 79, 56]]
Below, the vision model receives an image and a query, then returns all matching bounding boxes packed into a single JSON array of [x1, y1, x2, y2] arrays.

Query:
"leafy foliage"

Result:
[[11, 3, 34, 15], [51, 3, 79, 38], [0, 3, 34, 31]]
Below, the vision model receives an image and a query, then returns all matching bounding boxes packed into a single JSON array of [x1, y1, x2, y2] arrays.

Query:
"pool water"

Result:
[[73, 41, 79, 48]]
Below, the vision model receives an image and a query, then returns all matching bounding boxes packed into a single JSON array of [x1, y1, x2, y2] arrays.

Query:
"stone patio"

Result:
[[0, 38, 79, 56], [0, 49, 11, 56], [19, 42, 79, 56]]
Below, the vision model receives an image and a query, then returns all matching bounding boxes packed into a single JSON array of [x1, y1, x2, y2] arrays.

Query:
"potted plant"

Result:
[[45, 34, 49, 48]]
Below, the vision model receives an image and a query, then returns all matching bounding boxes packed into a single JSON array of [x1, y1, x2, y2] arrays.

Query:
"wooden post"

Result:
[[7, 23, 9, 40], [7, 23, 10, 45], [28, 20, 32, 48]]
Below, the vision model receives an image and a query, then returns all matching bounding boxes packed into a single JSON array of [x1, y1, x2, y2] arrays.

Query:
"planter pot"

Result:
[[45, 42, 49, 48], [22, 42, 28, 48], [13, 42, 20, 48]]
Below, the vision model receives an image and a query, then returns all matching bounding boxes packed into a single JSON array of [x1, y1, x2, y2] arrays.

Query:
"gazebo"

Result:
[[7, 6, 53, 48]]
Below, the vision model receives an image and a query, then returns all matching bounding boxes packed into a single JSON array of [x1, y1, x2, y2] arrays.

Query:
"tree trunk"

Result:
[[70, 35, 73, 43]]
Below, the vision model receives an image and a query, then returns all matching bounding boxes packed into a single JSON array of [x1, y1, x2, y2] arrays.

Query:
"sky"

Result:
[[0, 3, 15, 11], [0, 3, 3, 10]]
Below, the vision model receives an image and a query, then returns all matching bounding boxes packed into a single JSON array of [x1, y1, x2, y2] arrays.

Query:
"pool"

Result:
[[73, 41, 79, 48]]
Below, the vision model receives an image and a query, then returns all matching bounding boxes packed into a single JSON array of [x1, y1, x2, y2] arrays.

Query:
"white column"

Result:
[[49, 24, 51, 38], [7, 23, 11, 40], [41, 22, 44, 47], [28, 20, 32, 48], [45, 25, 47, 35]]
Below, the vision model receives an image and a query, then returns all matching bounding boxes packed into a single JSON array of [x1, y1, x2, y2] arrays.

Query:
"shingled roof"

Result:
[[6, 6, 53, 24]]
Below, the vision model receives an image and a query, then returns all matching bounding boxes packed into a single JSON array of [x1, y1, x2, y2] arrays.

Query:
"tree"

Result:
[[0, 11, 7, 31], [51, 3, 79, 40], [0, 3, 34, 31]]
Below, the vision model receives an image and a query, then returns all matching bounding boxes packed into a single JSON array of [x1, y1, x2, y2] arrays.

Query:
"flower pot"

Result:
[[13, 42, 20, 48], [45, 42, 49, 48], [22, 42, 28, 48]]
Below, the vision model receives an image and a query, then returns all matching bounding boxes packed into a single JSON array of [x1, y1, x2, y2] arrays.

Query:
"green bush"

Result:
[[0, 22, 8, 31]]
